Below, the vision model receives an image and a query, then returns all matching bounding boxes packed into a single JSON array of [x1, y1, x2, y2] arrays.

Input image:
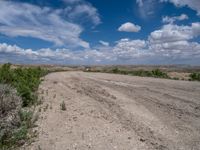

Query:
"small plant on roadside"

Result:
[[12, 126, 28, 145], [60, 101, 66, 111], [19, 110, 33, 128]]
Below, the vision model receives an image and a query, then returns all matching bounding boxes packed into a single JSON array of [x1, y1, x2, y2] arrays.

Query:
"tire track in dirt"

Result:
[[85, 76, 200, 150], [70, 77, 173, 150]]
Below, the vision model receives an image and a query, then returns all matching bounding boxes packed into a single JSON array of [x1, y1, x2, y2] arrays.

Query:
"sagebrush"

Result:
[[0, 84, 22, 149]]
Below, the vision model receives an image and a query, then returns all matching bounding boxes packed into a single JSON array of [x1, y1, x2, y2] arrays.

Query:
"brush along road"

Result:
[[27, 71, 200, 150]]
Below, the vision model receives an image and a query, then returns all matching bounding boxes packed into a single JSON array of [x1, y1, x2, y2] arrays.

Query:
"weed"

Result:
[[60, 101, 66, 111], [12, 126, 28, 145], [19, 110, 33, 128]]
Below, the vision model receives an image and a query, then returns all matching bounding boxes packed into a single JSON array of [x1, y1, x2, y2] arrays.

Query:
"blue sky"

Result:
[[0, 0, 200, 65]]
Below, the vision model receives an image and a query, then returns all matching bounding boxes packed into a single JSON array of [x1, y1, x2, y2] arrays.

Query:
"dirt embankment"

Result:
[[26, 72, 200, 150]]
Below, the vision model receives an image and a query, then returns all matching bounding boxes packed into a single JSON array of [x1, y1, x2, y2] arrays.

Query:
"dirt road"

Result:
[[27, 71, 200, 150]]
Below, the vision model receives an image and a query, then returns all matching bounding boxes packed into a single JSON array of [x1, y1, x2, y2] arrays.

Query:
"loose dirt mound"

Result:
[[27, 72, 200, 150]]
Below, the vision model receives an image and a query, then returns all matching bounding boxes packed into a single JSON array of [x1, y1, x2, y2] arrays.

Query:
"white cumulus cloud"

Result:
[[148, 23, 200, 59], [118, 22, 141, 32], [0, 43, 115, 64], [113, 39, 148, 59]]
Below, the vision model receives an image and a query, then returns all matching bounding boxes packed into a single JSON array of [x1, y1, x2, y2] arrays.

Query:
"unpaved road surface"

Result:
[[27, 72, 200, 150]]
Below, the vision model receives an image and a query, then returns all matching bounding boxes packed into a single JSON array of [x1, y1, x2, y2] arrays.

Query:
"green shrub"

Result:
[[112, 67, 120, 73], [189, 72, 200, 81], [151, 69, 169, 78], [0, 63, 13, 83], [0, 64, 48, 106]]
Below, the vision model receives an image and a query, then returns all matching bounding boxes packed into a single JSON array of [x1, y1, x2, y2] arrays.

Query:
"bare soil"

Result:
[[26, 71, 200, 150]]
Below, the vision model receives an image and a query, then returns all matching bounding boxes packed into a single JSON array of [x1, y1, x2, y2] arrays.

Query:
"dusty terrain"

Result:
[[26, 71, 200, 150]]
